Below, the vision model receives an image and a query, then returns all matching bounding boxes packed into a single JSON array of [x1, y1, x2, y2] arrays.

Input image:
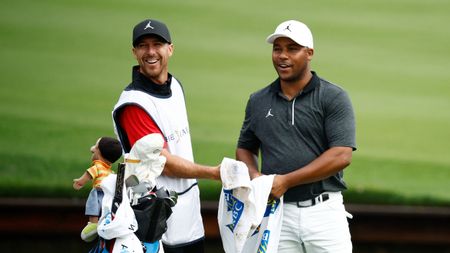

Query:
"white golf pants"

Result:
[[278, 192, 352, 253]]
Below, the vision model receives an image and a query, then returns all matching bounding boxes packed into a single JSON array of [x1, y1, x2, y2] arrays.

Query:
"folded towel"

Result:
[[218, 157, 281, 253]]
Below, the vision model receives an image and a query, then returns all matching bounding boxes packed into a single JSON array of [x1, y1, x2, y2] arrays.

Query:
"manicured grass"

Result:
[[1, 0, 449, 206]]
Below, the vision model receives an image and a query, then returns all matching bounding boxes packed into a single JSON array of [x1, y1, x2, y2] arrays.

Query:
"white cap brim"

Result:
[[266, 33, 291, 44]]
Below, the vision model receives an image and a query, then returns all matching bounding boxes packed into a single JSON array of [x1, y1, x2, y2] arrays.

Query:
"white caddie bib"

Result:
[[112, 78, 204, 246]]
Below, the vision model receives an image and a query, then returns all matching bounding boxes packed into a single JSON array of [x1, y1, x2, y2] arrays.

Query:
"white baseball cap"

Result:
[[266, 20, 314, 49]]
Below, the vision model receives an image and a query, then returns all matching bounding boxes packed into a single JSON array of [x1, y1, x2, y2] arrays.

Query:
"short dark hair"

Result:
[[98, 137, 122, 163]]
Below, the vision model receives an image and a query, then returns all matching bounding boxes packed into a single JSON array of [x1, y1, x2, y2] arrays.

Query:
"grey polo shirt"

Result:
[[237, 71, 356, 202]]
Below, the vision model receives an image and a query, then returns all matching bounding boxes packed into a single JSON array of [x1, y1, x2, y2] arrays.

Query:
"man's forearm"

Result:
[[283, 146, 353, 189], [236, 147, 261, 179], [270, 146, 352, 198], [161, 149, 220, 180]]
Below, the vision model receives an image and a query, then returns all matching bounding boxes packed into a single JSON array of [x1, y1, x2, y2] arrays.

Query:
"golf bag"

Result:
[[91, 162, 176, 253], [133, 194, 173, 243]]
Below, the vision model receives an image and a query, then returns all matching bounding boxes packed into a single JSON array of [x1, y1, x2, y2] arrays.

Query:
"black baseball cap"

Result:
[[132, 19, 172, 47]]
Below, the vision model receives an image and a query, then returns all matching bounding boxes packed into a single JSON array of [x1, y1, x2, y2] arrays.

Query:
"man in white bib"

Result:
[[112, 19, 221, 253]]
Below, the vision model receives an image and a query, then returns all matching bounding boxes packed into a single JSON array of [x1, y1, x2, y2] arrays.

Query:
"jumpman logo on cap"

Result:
[[144, 21, 154, 30], [284, 24, 292, 32]]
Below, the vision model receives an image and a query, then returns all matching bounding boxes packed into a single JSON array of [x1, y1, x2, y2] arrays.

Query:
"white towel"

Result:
[[98, 175, 138, 240], [125, 133, 166, 189], [99, 174, 118, 223], [98, 174, 143, 253], [220, 157, 251, 189], [112, 233, 144, 253], [218, 157, 282, 253]]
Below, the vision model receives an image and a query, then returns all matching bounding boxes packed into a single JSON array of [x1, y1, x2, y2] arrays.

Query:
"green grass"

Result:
[[1, 0, 449, 206]]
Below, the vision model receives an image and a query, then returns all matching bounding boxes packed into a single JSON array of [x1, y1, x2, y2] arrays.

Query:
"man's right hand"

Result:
[[270, 174, 289, 199]]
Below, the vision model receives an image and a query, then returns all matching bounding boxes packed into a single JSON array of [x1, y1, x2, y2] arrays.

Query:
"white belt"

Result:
[[288, 192, 335, 208]]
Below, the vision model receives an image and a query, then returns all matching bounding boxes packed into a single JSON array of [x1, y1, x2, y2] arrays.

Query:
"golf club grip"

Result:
[[111, 162, 125, 215]]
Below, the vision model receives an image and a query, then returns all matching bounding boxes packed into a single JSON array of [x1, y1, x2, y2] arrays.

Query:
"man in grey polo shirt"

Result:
[[236, 20, 356, 253]]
